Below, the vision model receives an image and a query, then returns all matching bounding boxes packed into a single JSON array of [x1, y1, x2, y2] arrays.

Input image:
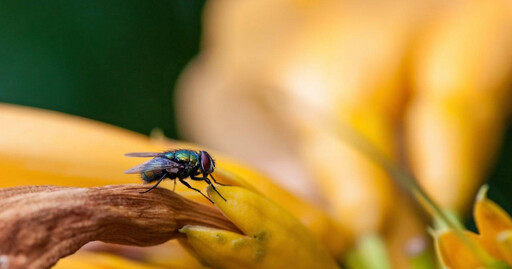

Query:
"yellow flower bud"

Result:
[[180, 186, 339, 269]]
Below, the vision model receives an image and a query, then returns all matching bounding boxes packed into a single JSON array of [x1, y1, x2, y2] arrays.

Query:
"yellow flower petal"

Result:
[[475, 185, 512, 262], [436, 230, 484, 269], [497, 230, 512, 265], [79, 241, 205, 269], [54, 252, 173, 269], [406, 98, 504, 212], [409, 0, 512, 213], [0, 103, 189, 188]]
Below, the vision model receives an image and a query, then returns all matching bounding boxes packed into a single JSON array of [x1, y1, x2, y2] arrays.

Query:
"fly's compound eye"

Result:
[[200, 151, 214, 174]]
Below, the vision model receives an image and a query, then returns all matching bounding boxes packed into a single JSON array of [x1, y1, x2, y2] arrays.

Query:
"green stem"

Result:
[[345, 234, 391, 269], [358, 234, 392, 269], [408, 245, 436, 269]]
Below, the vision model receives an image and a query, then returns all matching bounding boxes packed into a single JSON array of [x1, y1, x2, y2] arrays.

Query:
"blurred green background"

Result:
[[0, 0, 205, 139], [0, 1, 510, 223]]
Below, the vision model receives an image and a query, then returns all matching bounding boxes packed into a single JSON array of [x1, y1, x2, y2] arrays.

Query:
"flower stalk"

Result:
[[329, 120, 507, 267]]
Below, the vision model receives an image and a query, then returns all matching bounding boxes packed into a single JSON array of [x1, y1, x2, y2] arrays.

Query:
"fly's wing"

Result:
[[125, 157, 183, 174], [125, 152, 164, 157]]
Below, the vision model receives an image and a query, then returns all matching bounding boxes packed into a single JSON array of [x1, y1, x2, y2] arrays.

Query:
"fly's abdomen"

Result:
[[142, 169, 165, 182]]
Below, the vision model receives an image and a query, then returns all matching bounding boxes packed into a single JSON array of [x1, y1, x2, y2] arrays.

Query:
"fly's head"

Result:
[[199, 151, 215, 176]]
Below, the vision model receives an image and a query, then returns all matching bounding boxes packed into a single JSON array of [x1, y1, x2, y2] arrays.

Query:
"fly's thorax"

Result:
[[165, 150, 200, 167], [163, 151, 175, 160]]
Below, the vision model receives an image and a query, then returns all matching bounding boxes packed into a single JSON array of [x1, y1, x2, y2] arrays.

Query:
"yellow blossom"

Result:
[[436, 185, 512, 268], [0, 103, 345, 267]]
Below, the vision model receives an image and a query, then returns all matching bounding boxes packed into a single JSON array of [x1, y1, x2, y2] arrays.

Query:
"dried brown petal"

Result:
[[0, 184, 240, 269]]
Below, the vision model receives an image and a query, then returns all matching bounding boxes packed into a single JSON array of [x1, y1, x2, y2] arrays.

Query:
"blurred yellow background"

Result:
[[1, 0, 512, 268]]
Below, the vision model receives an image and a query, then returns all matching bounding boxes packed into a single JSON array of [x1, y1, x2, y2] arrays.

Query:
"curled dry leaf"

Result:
[[0, 184, 241, 269]]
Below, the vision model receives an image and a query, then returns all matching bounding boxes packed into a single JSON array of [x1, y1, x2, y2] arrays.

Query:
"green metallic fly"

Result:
[[125, 149, 226, 203]]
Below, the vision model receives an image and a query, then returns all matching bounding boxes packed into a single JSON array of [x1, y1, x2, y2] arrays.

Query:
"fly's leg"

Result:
[[205, 177, 227, 201], [140, 173, 167, 194], [172, 179, 177, 192], [179, 178, 214, 204], [210, 174, 229, 186], [192, 176, 227, 202]]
